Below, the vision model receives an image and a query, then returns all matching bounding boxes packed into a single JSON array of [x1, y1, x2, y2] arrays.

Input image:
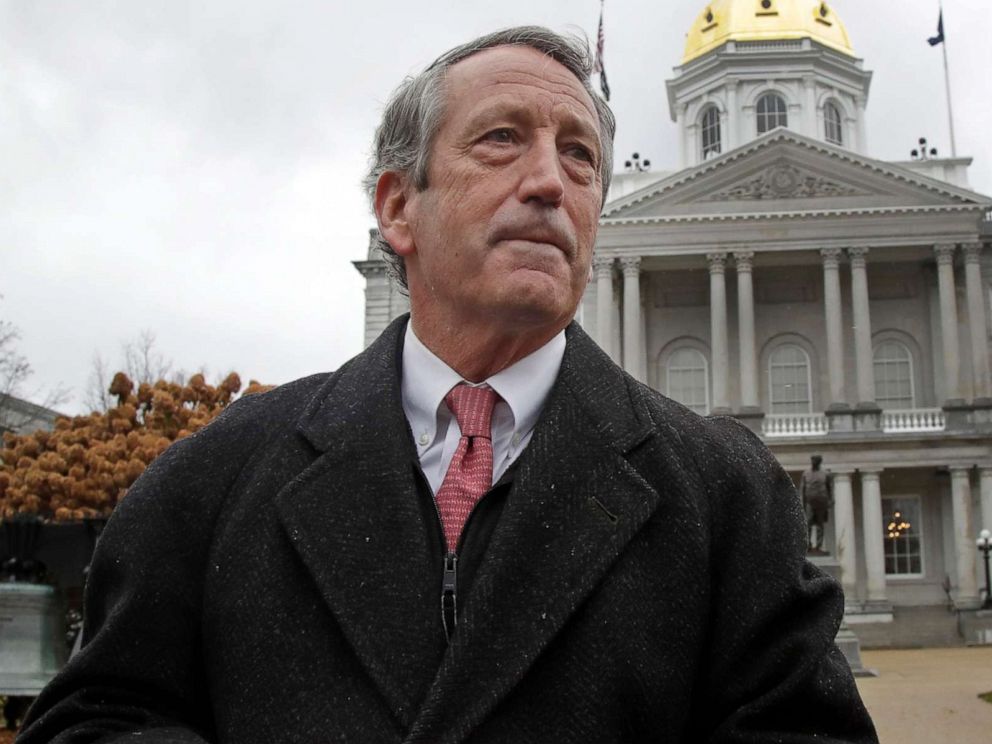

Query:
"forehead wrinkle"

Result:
[[442, 47, 604, 161], [485, 69, 596, 112], [462, 81, 599, 136], [447, 48, 597, 115]]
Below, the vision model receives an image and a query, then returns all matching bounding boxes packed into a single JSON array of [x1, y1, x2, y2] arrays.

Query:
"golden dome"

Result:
[[683, 0, 854, 64]]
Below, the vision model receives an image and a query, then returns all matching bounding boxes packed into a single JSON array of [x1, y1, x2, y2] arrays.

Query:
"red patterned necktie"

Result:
[[435, 383, 499, 553]]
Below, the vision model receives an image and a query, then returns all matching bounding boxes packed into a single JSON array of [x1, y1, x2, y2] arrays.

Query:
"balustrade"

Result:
[[880, 408, 945, 433], [762, 413, 828, 437]]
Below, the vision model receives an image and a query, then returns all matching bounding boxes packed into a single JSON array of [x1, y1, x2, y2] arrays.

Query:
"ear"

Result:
[[374, 171, 417, 257]]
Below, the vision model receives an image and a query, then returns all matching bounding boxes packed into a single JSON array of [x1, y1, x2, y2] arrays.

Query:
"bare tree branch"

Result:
[[0, 317, 68, 434], [122, 330, 172, 386], [85, 352, 114, 413]]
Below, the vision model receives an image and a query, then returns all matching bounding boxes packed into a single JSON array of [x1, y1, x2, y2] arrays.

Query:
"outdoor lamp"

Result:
[[978, 529, 992, 610]]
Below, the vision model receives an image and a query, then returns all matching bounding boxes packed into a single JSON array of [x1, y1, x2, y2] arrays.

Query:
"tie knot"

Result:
[[445, 384, 498, 439]]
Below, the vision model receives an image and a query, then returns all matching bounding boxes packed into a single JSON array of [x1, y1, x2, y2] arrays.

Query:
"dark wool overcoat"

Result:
[[18, 316, 877, 744]]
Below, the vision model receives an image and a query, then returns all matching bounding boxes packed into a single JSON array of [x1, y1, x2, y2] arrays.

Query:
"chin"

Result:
[[491, 294, 574, 331]]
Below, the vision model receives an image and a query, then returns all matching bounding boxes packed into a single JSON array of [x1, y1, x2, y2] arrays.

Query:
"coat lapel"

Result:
[[406, 325, 662, 744], [274, 316, 443, 730]]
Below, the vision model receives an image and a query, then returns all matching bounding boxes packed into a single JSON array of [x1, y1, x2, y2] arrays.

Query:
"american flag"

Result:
[[927, 9, 945, 46], [593, 1, 610, 101]]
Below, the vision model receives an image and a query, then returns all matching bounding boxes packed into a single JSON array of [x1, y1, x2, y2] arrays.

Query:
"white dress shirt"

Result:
[[401, 323, 566, 495]]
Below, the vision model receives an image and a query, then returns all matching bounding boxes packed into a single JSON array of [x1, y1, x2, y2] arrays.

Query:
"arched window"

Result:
[[874, 340, 915, 408], [824, 101, 844, 145], [769, 344, 811, 413], [667, 348, 709, 415], [756, 93, 788, 134], [700, 106, 722, 160]]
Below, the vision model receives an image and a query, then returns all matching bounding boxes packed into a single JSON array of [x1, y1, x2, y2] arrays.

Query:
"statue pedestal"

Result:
[[960, 609, 992, 645], [0, 583, 66, 696], [809, 556, 876, 677]]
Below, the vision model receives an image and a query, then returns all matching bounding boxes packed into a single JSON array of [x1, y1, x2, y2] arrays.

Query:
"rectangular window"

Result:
[[883, 496, 923, 576], [770, 362, 811, 413]]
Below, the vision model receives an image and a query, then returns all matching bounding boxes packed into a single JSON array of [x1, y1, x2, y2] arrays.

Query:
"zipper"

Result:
[[431, 481, 494, 642], [441, 551, 458, 641], [423, 461, 501, 643], [426, 479, 459, 642]]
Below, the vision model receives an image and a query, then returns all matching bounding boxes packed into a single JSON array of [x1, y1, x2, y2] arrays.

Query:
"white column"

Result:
[[593, 256, 616, 362], [950, 466, 980, 606], [677, 104, 688, 169], [802, 75, 817, 138], [639, 282, 649, 384], [821, 248, 847, 408], [855, 95, 868, 155], [935, 243, 964, 403], [707, 253, 730, 412], [687, 124, 699, 167], [833, 472, 858, 601], [848, 248, 876, 406], [963, 242, 991, 401], [980, 467, 992, 532], [719, 109, 730, 155], [621, 257, 643, 381], [726, 78, 739, 150], [356, 262, 392, 348], [860, 469, 887, 603], [735, 252, 758, 410]]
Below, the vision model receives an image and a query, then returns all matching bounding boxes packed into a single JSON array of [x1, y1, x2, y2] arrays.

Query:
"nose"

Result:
[[516, 137, 565, 208]]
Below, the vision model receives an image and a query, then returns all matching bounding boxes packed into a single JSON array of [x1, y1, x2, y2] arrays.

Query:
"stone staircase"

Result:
[[855, 605, 963, 648]]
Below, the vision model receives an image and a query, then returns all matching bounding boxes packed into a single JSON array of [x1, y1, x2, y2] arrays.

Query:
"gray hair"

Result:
[[363, 26, 617, 291]]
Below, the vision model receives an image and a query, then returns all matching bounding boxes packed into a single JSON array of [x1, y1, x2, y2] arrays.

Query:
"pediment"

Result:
[[699, 162, 869, 202], [603, 130, 991, 221]]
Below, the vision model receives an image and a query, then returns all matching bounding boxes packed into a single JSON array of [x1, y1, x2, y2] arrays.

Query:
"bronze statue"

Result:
[[799, 455, 833, 554]]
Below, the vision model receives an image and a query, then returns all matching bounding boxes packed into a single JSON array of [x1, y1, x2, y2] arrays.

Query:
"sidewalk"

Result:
[[858, 647, 992, 744]]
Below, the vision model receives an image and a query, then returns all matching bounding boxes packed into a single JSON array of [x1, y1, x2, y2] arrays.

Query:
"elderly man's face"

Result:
[[398, 45, 604, 334]]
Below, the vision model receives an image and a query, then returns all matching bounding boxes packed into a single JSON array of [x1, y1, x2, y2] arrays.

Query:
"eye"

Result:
[[481, 128, 515, 144], [564, 143, 596, 164]]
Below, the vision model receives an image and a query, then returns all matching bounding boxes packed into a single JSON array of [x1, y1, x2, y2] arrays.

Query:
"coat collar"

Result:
[[276, 315, 661, 741], [276, 315, 440, 730]]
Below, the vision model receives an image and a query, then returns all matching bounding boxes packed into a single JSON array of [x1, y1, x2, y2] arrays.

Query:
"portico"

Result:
[[584, 129, 992, 631], [588, 131, 992, 434]]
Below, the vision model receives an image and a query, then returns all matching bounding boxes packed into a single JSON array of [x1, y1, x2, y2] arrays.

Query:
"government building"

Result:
[[355, 0, 992, 646]]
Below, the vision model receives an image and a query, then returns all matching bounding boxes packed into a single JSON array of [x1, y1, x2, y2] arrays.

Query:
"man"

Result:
[[800, 455, 834, 553], [18, 27, 877, 744]]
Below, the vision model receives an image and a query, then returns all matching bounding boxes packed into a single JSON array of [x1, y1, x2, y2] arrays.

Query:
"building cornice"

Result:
[[352, 259, 388, 278], [600, 203, 985, 228]]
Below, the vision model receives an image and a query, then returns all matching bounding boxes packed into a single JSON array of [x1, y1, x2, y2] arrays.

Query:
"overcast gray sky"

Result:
[[3, 0, 989, 414]]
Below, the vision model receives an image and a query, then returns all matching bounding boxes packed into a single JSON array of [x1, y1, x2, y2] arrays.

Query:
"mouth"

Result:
[[492, 229, 571, 256], [488, 212, 576, 259], [501, 236, 562, 251]]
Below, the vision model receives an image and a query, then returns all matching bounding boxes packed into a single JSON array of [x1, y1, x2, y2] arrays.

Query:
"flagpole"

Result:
[[940, 2, 958, 156]]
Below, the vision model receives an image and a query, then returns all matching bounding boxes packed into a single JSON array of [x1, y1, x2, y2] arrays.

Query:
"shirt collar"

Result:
[[484, 331, 565, 440], [401, 324, 464, 448], [401, 322, 565, 445]]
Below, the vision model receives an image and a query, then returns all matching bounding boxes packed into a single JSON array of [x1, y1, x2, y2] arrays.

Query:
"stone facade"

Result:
[[354, 20, 992, 646], [586, 129, 992, 639]]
